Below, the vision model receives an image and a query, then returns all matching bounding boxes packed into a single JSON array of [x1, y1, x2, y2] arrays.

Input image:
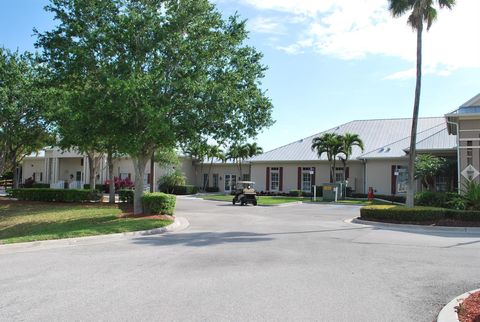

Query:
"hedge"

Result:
[[7, 188, 101, 202], [205, 186, 220, 193], [83, 184, 107, 192], [119, 189, 134, 203], [414, 191, 460, 209], [142, 192, 176, 215], [31, 183, 50, 188], [360, 205, 480, 223], [160, 185, 198, 195]]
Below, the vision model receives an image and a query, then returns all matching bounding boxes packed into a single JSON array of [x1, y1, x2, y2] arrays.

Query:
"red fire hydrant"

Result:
[[368, 187, 374, 201]]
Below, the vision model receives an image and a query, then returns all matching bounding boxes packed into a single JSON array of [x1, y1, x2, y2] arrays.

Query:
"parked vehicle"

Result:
[[232, 181, 258, 206]]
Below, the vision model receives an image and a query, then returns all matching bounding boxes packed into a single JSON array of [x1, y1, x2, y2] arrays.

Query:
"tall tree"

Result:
[[311, 133, 343, 183], [338, 133, 364, 184], [388, 0, 455, 207], [0, 48, 51, 187], [111, 0, 272, 214], [244, 142, 263, 181], [36, 0, 124, 192], [205, 145, 224, 190], [227, 143, 249, 179], [415, 154, 447, 191]]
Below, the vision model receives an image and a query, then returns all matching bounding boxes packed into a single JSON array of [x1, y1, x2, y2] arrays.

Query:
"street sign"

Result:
[[461, 164, 480, 181]]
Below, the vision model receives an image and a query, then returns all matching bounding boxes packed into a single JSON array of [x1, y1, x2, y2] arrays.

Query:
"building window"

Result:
[[270, 167, 279, 191], [76, 171, 82, 181], [203, 173, 209, 188], [242, 173, 250, 181], [40, 172, 43, 182], [467, 140, 473, 165], [302, 167, 312, 191], [436, 176, 448, 192], [335, 167, 344, 183], [213, 174, 219, 188], [396, 167, 408, 193], [120, 173, 129, 180]]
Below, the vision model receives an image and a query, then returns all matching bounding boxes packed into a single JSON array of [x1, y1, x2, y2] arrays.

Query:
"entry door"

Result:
[[224, 174, 237, 192]]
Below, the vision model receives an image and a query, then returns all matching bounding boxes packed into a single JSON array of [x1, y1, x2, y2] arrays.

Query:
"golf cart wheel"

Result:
[[232, 198, 236, 205], [253, 200, 257, 206]]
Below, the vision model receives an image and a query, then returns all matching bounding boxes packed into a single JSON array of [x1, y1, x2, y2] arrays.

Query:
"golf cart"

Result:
[[232, 181, 258, 206]]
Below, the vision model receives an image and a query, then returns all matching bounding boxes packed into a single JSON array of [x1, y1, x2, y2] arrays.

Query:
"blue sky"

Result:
[[1, 0, 479, 152]]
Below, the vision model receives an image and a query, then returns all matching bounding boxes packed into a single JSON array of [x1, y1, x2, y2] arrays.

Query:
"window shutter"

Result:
[[346, 167, 350, 180], [391, 165, 396, 195], [128, 173, 131, 180], [266, 167, 270, 191], [297, 167, 301, 190], [312, 167, 316, 186], [279, 167, 283, 191], [147, 173, 151, 185]]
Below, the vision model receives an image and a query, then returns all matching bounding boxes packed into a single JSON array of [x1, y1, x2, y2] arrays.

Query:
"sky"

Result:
[[1, 0, 479, 152]]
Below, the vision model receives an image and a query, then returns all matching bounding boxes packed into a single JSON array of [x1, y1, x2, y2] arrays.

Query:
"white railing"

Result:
[[50, 181, 65, 189], [69, 181, 82, 189]]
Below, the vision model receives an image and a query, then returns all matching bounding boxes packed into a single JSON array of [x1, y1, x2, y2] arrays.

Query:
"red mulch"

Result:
[[457, 291, 480, 322]]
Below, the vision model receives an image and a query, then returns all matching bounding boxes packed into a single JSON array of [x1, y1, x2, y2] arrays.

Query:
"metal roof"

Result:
[[251, 117, 456, 162]]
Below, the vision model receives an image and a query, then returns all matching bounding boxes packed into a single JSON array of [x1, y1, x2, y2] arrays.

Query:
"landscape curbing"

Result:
[[437, 288, 480, 322], [348, 218, 480, 234], [0, 216, 189, 253]]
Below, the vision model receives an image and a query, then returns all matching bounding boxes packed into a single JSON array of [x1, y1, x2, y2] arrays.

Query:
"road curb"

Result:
[[0, 216, 190, 253], [347, 218, 480, 234], [437, 288, 480, 322]]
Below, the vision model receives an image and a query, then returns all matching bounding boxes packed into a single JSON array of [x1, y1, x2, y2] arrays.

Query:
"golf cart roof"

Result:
[[237, 181, 255, 184]]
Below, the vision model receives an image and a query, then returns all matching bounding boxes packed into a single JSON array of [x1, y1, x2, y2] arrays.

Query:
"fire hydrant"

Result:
[[368, 187, 374, 201]]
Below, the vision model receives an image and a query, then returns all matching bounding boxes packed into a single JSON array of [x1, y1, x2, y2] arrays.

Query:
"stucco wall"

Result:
[[364, 159, 408, 195], [195, 163, 242, 193], [22, 159, 46, 183], [250, 161, 365, 193]]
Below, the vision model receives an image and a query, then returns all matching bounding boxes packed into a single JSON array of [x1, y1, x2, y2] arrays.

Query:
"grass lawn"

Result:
[[0, 200, 173, 244], [202, 194, 306, 205], [202, 195, 393, 206]]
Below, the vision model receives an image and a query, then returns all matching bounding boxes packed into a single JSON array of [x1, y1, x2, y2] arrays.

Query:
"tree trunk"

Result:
[[87, 153, 96, 192], [133, 156, 148, 215], [406, 25, 423, 208], [150, 153, 155, 193], [107, 151, 115, 204], [12, 162, 19, 188]]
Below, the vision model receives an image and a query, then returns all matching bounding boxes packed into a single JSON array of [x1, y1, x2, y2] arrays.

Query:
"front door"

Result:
[[224, 174, 237, 192]]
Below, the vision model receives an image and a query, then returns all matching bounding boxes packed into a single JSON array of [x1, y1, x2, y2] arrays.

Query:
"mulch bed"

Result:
[[457, 290, 480, 322], [359, 218, 480, 227]]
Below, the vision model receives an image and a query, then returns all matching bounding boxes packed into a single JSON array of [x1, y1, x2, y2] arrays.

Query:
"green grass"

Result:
[[0, 201, 173, 244], [202, 194, 306, 205], [202, 195, 392, 206]]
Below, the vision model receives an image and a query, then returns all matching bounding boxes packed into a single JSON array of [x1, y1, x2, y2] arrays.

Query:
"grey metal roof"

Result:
[[251, 117, 456, 162]]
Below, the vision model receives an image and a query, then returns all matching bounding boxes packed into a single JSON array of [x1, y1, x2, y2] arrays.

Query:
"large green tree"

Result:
[[339, 133, 364, 185], [388, 0, 455, 207], [40, 0, 273, 214], [0, 48, 51, 188], [36, 0, 125, 192]]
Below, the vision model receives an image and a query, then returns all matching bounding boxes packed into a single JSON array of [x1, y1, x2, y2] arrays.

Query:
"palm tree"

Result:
[[311, 133, 343, 183], [226, 144, 249, 179], [244, 143, 263, 180], [184, 140, 208, 190], [339, 133, 364, 184], [205, 145, 224, 191], [388, 0, 455, 207]]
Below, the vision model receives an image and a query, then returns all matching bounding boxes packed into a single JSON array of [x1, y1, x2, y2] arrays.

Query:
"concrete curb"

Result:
[[437, 288, 480, 322], [347, 218, 480, 234], [0, 216, 190, 253]]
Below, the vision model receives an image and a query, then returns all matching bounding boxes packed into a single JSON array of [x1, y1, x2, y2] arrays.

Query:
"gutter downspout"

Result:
[[446, 120, 460, 193]]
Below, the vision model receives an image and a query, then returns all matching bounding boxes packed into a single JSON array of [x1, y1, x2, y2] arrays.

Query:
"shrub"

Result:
[[7, 188, 101, 202], [104, 177, 134, 192], [446, 209, 480, 222], [289, 190, 303, 197], [119, 189, 134, 203], [205, 186, 220, 193], [142, 192, 176, 215], [31, 183, 50, 188], [463, 181, 480, 210], [158, 170, 186, 193], [160, 185, 198, 195], [360, 205, 446, 222], [83, 184, 107, 192], [415, 191, 463, 209]]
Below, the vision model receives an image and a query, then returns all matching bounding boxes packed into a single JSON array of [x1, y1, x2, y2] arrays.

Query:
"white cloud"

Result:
[[239, 0, 480, 79], [248, 16, 286, 34]]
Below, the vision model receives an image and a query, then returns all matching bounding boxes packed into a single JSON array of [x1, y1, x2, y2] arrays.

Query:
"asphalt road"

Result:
[[1, 197, 480, 322]]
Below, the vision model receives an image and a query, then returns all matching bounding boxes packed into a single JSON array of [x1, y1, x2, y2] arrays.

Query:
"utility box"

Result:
[[322, 183, 341, 201]]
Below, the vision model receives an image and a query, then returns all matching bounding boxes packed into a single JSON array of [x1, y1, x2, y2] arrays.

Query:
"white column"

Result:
[[44, 157, 48, 184]]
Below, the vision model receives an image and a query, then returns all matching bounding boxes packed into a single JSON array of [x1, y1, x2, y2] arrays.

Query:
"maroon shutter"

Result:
[[391, 165, 396, 194], [266, 167, 270, 191], [346, 167, 350, 180], [279, 167, 283, 191], [312, 167, 316, 186], [128, 173, 131, 180], [297, 167, 301, 190]]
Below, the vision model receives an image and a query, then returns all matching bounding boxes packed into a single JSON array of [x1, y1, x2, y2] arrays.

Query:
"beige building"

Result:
[[21, 94, 480, 196]]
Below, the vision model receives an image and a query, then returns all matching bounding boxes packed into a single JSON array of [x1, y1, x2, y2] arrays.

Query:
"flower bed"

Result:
[[457, 290, 480, 322]]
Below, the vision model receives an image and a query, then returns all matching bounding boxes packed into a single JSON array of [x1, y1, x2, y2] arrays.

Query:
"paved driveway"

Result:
[[1, 197, 480, 322]]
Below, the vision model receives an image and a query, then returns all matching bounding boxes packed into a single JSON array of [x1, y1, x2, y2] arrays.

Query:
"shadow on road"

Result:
[[132, 226, 371, 247]]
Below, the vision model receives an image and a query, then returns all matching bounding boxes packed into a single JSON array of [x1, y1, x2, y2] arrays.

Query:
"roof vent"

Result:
[[378, 148, 384, 153], [298, 139, 304, 143], [384, 148, 391, 152]]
